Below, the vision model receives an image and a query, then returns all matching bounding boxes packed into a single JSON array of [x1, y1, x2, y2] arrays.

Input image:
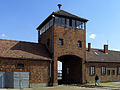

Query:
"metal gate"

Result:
[[0, 71, 30, 88], [14, 72, 29, 88], [0, 72, 5, 88]]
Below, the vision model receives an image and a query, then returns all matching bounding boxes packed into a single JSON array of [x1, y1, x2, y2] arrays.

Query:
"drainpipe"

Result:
[[50, 14, 55, 86], [84, 22, 87, 83], [49, 60, 52, 86]]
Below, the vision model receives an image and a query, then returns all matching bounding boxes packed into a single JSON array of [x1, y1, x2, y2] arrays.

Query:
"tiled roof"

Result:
[[86, 48, 120, 62], [54, 10, 88, 21], [0, 39, 51, 60]]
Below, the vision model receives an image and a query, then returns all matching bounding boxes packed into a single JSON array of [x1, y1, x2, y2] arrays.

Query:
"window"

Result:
[[76, 20, 85, 30], [101, 67, 106, 75], [90, 66, 95, 75], [17, 64, 24, 68], [107, 70, 110, 75], [72, 20, 75, 28], [66, 18, 69, 27], [76, 21, 81, 29], [112, 70, 115, 75], [77, 41, 82, 48], [69, 19, 72, 26], [55, 17, 65, 26], [47, 38, 50, 47], [61, 17, 65, 26], [59, 39, 63, 45], [117, 67, 120, 75], [55, 16, 60, 25], [81, 22, 84, 29]]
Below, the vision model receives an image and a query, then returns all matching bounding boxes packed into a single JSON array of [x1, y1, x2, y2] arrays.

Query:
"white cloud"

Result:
[[89, 34, 96, 39], [0, 34, 6, 37]]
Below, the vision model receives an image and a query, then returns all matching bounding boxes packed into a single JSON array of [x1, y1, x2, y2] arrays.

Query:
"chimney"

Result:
[[104, 45, 108, 53], [88, 43, 91, 52]]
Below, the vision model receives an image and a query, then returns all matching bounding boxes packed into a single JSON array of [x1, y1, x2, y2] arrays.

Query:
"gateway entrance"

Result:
[[58, 55, 82, 84]]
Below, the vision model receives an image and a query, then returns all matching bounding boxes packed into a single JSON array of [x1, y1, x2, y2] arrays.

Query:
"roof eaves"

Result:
[[86, 60, 120, 63], [36, 12, 54, 30], [0, 56, 52, 61]]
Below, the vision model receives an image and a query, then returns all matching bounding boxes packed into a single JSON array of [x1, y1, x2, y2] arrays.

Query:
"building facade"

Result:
[[0, 9, 120, 88], [86, 43, 120, 83], [37, 10, 88, 85]]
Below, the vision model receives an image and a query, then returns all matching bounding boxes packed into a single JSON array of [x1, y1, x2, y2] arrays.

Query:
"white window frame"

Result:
[[90, 66, 95, 75], [118, 67, 120, 75], [101, 66, 106, 75]]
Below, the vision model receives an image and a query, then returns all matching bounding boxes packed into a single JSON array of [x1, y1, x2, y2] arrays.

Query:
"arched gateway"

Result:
[[58, 55, 82, 84]]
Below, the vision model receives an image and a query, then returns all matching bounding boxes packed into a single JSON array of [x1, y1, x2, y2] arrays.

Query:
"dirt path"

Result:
[[1, 82, 120, 90]]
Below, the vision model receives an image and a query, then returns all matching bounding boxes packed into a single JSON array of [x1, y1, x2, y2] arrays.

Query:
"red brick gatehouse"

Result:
[[0, 9, 120, 88]]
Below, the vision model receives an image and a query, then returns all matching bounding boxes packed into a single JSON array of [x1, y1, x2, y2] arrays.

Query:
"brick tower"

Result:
[[37, 9, 88, 85]]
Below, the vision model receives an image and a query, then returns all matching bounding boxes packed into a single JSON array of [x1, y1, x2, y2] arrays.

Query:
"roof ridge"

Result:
[[86, 48, 120, 52], [55, 9, 77, 17], [54, 9, 88, 21], [1, 41, 18, 56], [0, 39, 37, 44], [54, 9, 80, 18]]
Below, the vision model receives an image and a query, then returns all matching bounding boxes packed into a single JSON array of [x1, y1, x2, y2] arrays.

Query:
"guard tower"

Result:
[[37, 8, 88, 85]]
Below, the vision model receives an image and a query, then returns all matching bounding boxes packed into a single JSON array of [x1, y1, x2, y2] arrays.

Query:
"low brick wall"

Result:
[[0, 58, 50, 85]]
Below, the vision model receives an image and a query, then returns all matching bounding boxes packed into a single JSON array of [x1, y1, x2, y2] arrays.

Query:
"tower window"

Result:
[[72, 20, 75, 28], [66, 18, 69, 27], [69, 19, 72, 26], [76, 21, 81, 29], [77, 41, 82, 48], [59, 39, 63, 45], [61, 17, 65, 26], [76, 20, 84, 29], [55, 17, 65, 26], [55, 16, 60, 25]]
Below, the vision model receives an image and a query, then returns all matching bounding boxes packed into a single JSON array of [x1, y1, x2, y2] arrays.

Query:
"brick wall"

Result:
[[39, 26, 53, 54], [86, 62, 120, 82], [53, 25, 86, 83], [0, 58, 50, 84], [39, 24, 86, 84]]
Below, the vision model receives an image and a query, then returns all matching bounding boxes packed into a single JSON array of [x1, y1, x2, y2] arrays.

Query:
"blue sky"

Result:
[[0, 0, 120, 51]]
